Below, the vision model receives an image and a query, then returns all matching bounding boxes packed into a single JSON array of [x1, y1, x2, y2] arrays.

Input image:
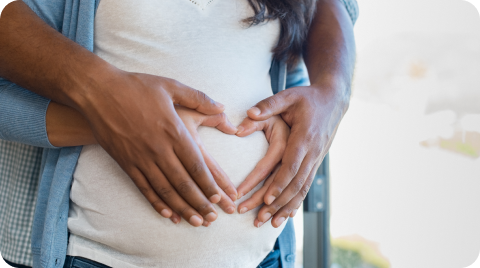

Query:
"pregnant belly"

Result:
[[68, 126, 287, 267]]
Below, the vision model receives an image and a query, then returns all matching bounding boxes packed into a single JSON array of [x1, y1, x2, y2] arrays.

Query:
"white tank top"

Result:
[[67, 0, 285, 267]]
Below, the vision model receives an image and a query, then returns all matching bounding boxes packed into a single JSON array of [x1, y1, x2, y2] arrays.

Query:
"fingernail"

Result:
[[216, 102, 225, 109], [229, 194, 237, 202], [236, 126, 244, 134], [160, 209, 171, 218], [209, 194, 221, 203], [189, 215, 202, 226], [266, 196, 275, 205], [227, 206, 235, 214], [205, 212, 217, 222], [202, 221, 211, 227], [276, 217, 286, 226], [291, 209, 298, 217], [237, 193, 244, 199], [248, 107, 261, 116], [264, 212, 272, 221], [257, 221, 264, 228], [172, 217, 180, 224], [239, 207, 248, 214]]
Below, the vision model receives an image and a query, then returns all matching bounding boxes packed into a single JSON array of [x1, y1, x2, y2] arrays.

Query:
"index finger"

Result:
[[262, 129, 308, 205], [172, 126, 222, 203]]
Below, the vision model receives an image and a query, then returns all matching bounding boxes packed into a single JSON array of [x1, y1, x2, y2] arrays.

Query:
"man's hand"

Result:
[[45, 102, 239, 227], [173, 105, 239, 226], [238, 0, 356, 228], [81, 71, 238, 227]]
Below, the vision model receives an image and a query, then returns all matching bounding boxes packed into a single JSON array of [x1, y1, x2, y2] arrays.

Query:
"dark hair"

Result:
[[243, 0, 317, 66]]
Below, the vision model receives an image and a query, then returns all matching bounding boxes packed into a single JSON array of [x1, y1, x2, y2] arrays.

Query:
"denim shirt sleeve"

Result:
[[0, 0, 97, 148], [0, 0, 67, 147], [0, 80, 57, 148], [342, 0, 359, 25]]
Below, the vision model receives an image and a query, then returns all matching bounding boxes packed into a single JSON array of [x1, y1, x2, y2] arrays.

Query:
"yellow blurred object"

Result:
[[331, 235, 391, 268]]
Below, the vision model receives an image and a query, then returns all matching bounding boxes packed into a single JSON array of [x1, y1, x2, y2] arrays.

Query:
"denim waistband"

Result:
[[64, 239, 281, 268]]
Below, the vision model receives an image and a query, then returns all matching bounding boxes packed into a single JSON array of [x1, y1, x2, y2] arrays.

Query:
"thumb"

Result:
[[247, 90, 293, 121], [201, 113, 238, 135], [172, 82, 224, 115]]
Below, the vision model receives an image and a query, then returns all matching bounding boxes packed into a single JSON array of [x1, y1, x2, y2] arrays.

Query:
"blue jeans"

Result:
[[63, 240, 282, 268]]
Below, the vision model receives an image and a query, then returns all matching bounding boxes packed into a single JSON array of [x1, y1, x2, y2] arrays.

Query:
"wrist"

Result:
[[310, 76, 350, 114], [46, 102, 96, 147], [61, 56, 121, 113]]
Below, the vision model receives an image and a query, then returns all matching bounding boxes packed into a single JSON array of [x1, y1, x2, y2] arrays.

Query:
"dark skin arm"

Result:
[[237, 0, 356, 227], [0, 1, 238, 227]]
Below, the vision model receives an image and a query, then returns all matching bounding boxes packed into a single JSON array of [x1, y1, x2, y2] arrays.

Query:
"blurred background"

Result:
[[294, 0, 480, 267]]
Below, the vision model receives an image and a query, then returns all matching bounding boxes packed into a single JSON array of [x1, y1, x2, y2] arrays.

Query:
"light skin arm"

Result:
[[0, 1, 238, 227], [238, 0, 356, 227]]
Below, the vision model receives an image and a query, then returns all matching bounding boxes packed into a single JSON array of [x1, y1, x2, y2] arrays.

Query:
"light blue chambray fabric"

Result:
[[0, 0, 358, 267]]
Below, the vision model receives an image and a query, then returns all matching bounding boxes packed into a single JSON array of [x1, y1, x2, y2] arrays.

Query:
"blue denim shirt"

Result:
[[0, 1, 358, 267]]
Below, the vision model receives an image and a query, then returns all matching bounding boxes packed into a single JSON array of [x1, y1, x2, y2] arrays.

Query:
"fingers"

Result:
[[246, 90, 294, 121], [132, 163, 206, 227], [175, 105, 238, 202], [263, 129, 309, 205], [169, 211, 182, 224], [201, 113, 238, 134], [266, 152, 317, 208], [216, 189, 236, 214], [169, 80, 225, 115], [237, 164, 279, 215], [156, 152, 219, 223], [128, 167, 174, 219], [257, 161, 318, 228], [236, 117, 266, 137], [236, 119, 288, 198], [171, 125, 222, 204], [201, 146, 238, 201]]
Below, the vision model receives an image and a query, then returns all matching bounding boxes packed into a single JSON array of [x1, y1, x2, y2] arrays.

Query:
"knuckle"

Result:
[[301, 185, 310, 199], [177, 180, 194, 195], [263, 97, 277, 110], [157, 187, 173, 199], [288, 161, 301, 176], [196, 203, 210, 214], [138, 187, 151, 196], [178, 206, 190, 217], [271, 203, 282, 212], [189, 162, 205, 176], [164, 125, 184, 141], [292, 179, 304, 194], [219, 113, 227, 121], [195, 90, 210, 104], [210, 168, 221, 179], [304, 132, 315, 144], [283, 207, 293, 215]]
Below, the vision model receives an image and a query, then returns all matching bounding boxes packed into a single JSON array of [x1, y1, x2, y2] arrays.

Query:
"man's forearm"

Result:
[[0, 1, 113, 110], [303, 0, 356, 109]]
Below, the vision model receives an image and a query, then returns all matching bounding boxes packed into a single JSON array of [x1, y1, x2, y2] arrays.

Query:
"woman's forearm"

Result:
[[46, 102, 96, 147]]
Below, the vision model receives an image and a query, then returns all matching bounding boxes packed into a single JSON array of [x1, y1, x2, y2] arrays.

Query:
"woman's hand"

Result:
[[238, 0, 355, 228], [234, 115, 290, 225], [172, 106, 239, 226], [241, 85, 348, 228]]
